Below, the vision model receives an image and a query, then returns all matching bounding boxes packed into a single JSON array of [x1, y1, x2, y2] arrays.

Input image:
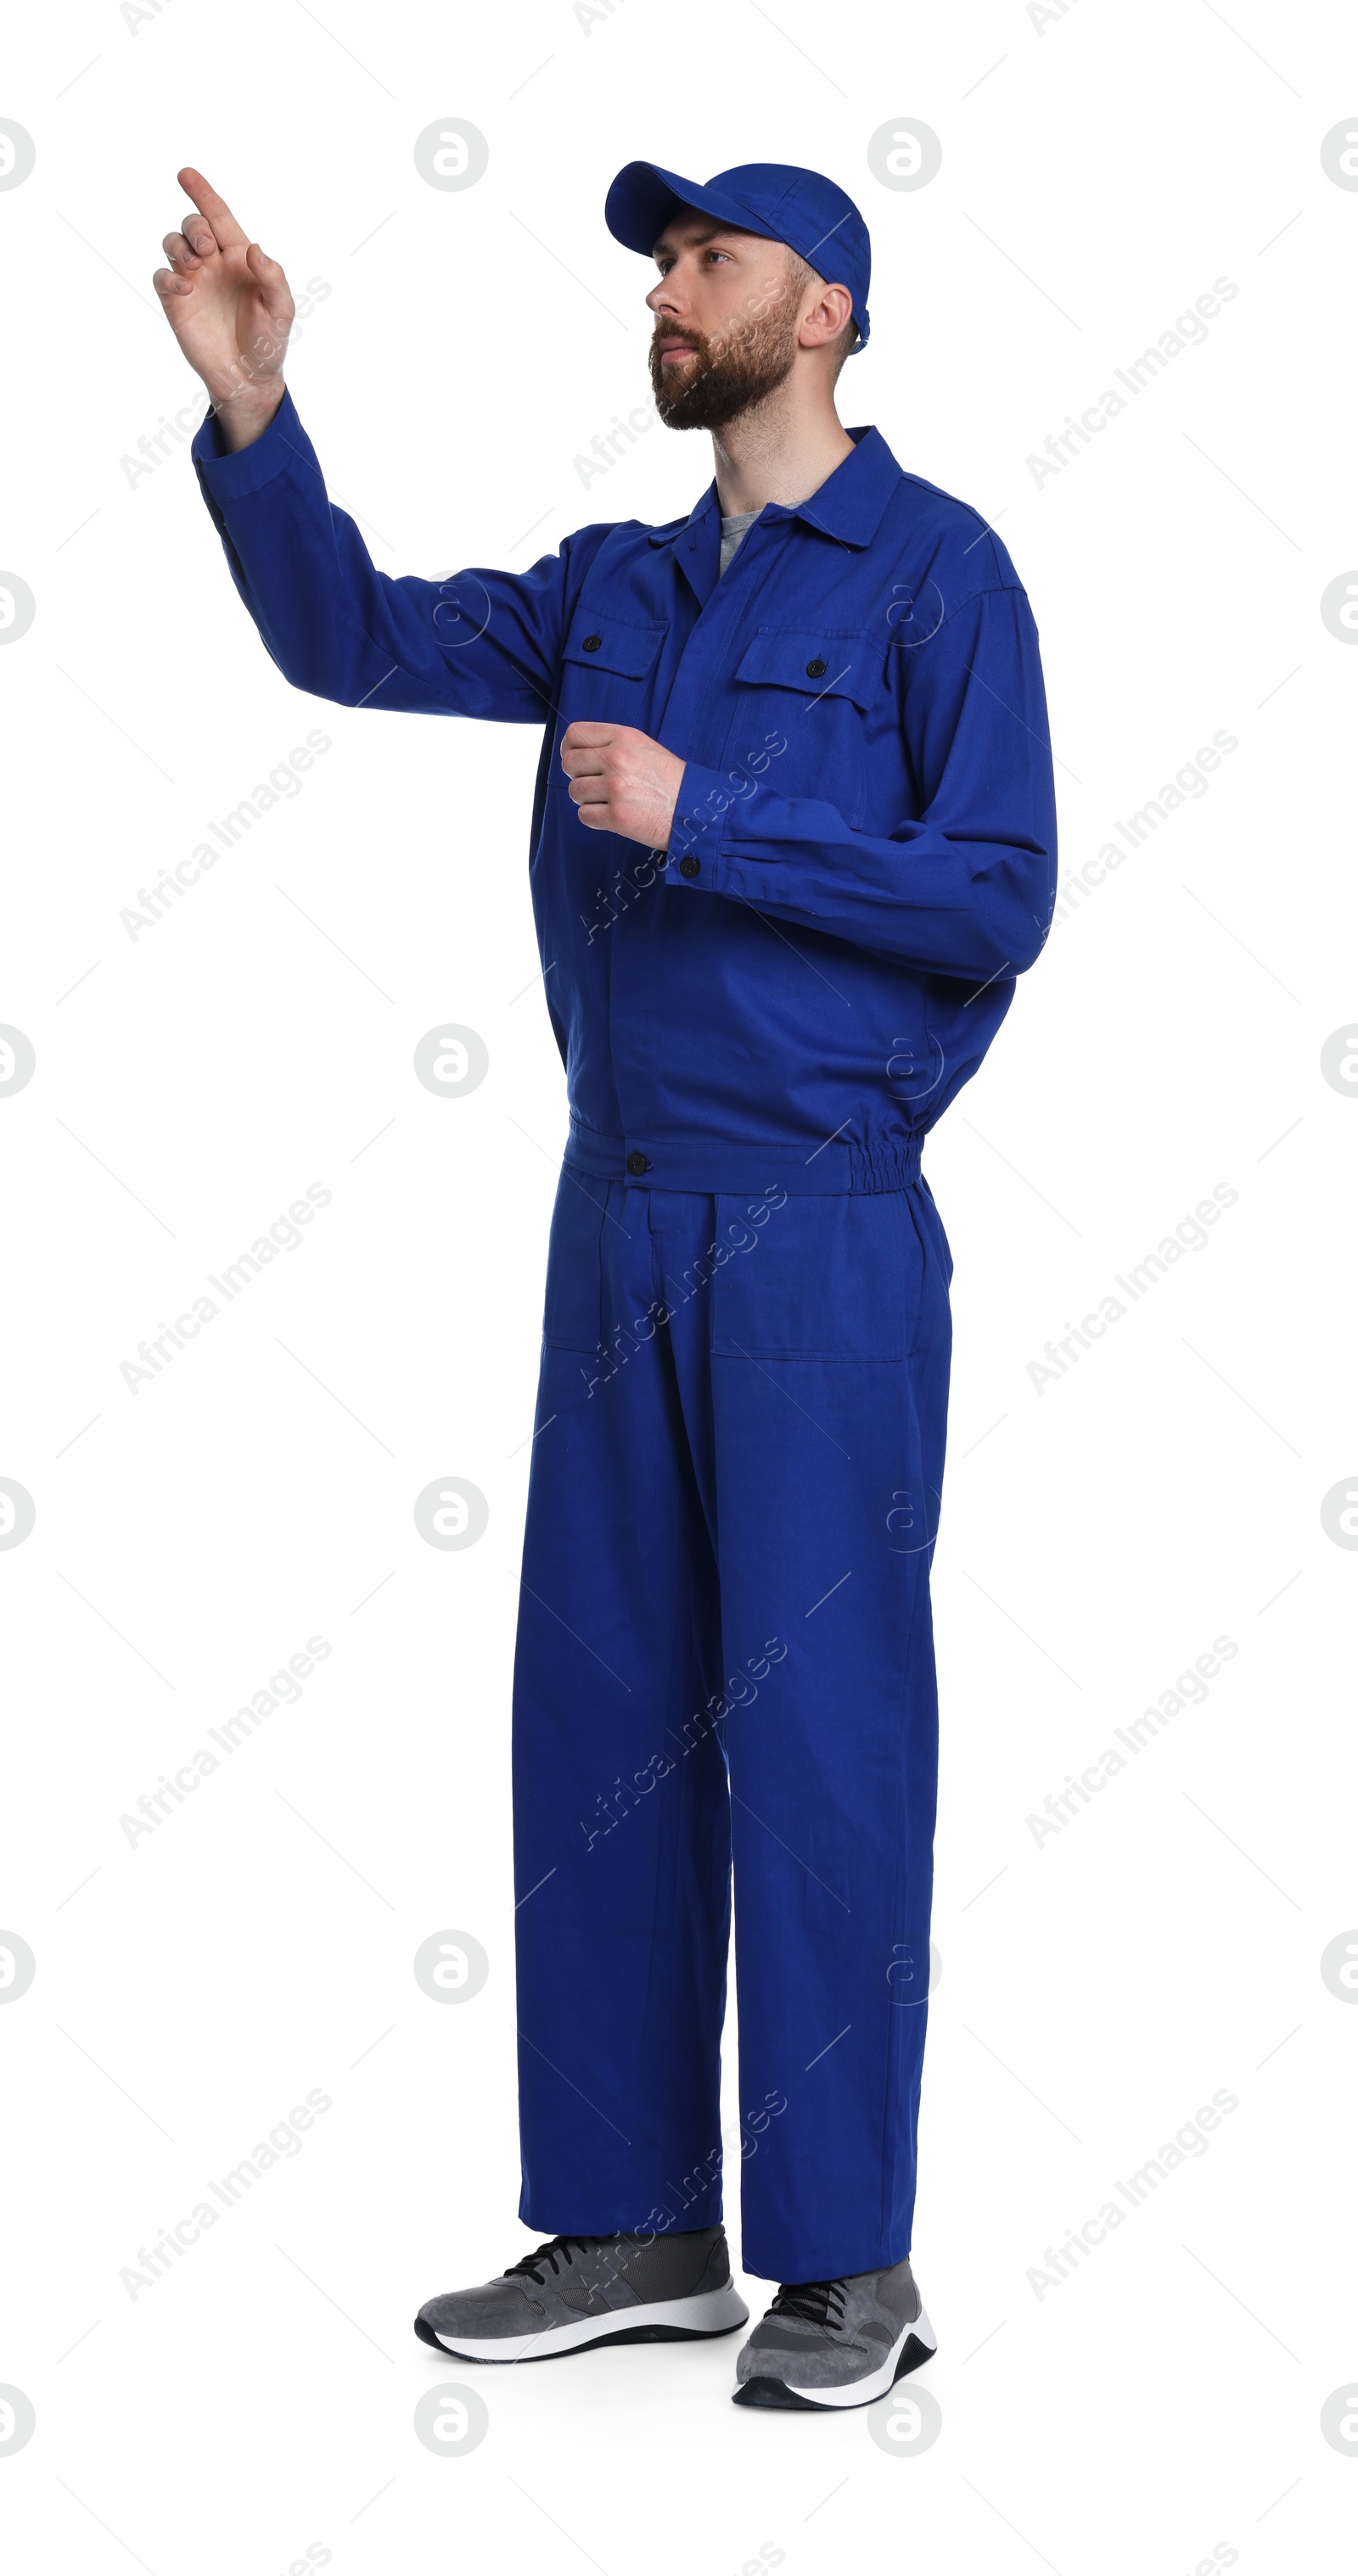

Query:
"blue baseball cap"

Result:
[[605, 160, 871, 350]]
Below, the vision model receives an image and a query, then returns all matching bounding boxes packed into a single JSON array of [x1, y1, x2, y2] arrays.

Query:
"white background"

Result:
[[1, 0, 1355, 2568]]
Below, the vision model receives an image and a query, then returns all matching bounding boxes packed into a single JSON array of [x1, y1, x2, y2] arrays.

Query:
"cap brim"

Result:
[[604, 160, 786, 260]]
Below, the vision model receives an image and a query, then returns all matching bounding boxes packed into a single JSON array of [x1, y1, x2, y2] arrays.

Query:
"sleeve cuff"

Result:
[[665, 761, 749, 878], [191, 384, 305, 500]]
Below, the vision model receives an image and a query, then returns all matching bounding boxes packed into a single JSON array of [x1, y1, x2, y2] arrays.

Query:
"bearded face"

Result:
[[648, 260, 807, 430]]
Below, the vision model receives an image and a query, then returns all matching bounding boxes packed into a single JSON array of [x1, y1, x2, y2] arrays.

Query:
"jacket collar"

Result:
[[648, 424, 901, 553]]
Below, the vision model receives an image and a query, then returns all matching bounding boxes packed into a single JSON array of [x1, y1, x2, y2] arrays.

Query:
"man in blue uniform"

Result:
[[154, 156, 1055, 2410]]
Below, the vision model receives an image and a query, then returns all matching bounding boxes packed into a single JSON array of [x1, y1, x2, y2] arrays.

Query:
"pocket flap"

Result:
[[732, 629, 878, 709], [562, 615, 667, 679]]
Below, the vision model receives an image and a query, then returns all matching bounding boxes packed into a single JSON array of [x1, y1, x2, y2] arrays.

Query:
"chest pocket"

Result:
[[721, 628, 879, 827], [553, 613, 668, 783]]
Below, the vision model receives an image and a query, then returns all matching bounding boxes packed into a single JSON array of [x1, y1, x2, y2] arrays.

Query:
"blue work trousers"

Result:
[[511, 1156, 952, 2283]]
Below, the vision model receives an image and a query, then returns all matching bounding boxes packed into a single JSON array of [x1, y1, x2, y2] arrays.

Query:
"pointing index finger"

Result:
[[176, 167, 249, 250]]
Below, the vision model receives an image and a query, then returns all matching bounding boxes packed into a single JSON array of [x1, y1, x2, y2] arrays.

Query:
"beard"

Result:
[[648, 276, 803, 430]]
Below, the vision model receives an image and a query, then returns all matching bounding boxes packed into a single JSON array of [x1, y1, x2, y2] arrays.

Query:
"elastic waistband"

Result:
[[563, 1121, 923, 1196]]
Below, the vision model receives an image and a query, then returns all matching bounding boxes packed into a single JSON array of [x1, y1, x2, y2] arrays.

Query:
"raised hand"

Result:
[[152, 168, 294, 451]]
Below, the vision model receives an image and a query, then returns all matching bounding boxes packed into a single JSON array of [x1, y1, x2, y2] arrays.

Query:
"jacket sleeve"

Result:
[[664, 585, 1058, 983], [190, 389, 567, 724]]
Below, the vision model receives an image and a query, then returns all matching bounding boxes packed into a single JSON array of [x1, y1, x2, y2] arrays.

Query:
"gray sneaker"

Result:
[[415, 2226, 748, 2366], [732, 2257, 936, 2410]]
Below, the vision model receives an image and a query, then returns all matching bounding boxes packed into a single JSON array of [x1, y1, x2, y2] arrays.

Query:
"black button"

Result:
[[805, 657, 827, 677], [679, 854, 700, 878], [582, 634, 602, 652], [626, 1151, 650, 1175]]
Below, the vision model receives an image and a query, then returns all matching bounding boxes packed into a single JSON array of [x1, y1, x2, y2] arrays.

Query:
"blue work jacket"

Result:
[[193, 394, 1056, 1196]]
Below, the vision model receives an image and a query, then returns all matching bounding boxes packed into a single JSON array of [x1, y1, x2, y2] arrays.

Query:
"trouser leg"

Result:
[[701, 1183, 953, 2282], [512, 1174, 731, 2234]]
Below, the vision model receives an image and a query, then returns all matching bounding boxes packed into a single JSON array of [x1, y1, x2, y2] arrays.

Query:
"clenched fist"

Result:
[[559, 722, 686, 850]]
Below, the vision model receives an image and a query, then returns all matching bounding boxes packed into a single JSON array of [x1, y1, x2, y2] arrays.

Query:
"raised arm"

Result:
[[154, 170, 568, 722]]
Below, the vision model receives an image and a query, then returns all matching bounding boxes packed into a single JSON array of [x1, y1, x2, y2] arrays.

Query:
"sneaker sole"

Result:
[[732, 2307, 938, 2411], [416, 2281, 750, 2365]]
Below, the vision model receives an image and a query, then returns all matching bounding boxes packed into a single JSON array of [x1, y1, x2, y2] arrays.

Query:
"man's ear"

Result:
[[799, 280, 855, 349]]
